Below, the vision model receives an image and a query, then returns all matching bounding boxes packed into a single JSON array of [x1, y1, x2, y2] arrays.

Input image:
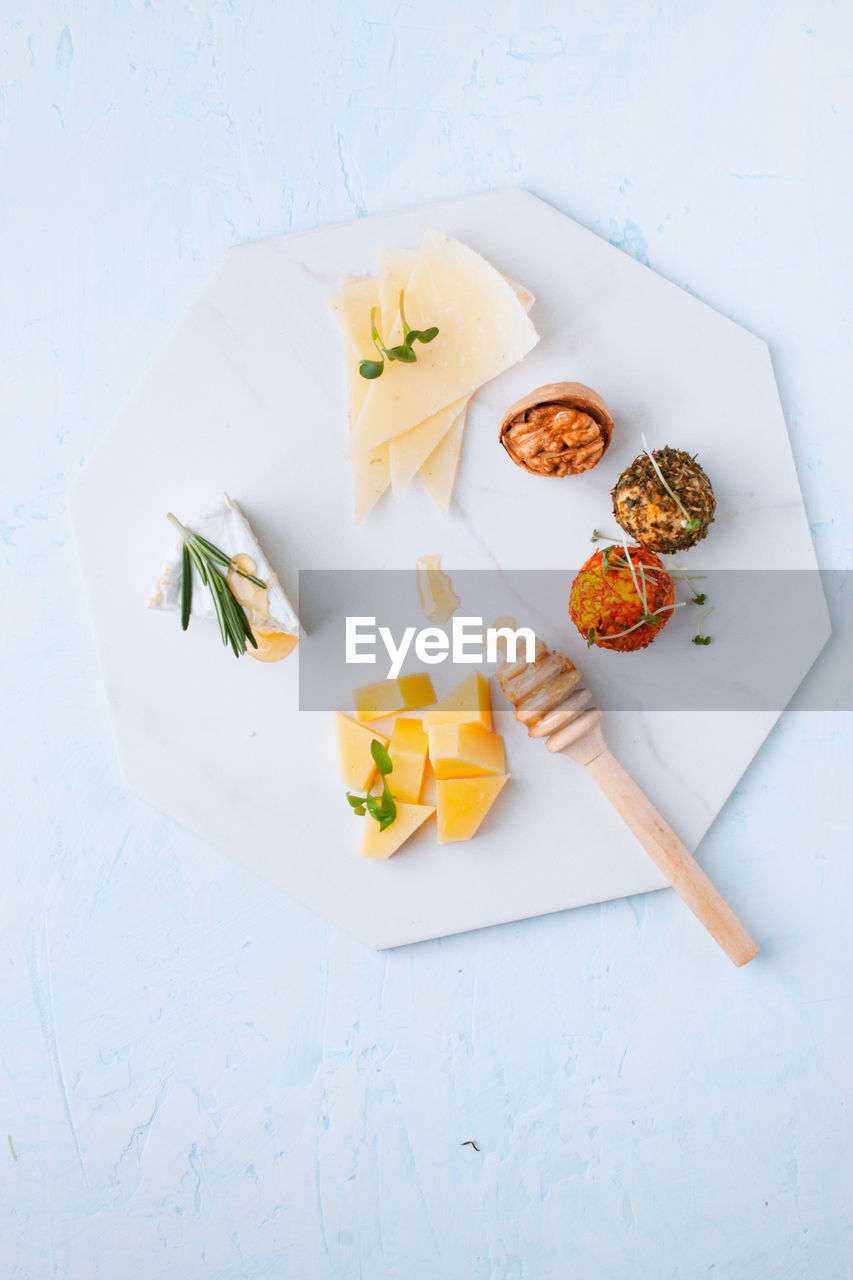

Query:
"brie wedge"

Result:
[[147, 494, 302, 662]]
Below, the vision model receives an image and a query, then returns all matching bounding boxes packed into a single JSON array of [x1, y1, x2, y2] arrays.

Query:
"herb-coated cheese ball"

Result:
[[612, 447, 715, 553]]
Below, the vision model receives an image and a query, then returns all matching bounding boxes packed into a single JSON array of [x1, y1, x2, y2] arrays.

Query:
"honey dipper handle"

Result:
[[585, 749, 759, 966]]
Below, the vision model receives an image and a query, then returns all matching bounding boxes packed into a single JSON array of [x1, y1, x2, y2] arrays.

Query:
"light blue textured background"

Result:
[[2, 3, 852, 1277]]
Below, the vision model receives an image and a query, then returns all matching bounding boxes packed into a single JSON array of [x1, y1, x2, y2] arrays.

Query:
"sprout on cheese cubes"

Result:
[[352, 672, 435, 722], [342, 664, 510, 856]]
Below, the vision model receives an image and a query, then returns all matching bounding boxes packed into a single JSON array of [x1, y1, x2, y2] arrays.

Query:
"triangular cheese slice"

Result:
[[420, 408, 466, 514], [328, 275, 378, 424], [436, 775, 508, 843], [334, 712, 389, 793], [351, 450, 391, 524], [349, 230, 539, 455], [377, 251, 462, 495], [379, 248, 418, 343], [360, 802, 436, 860], [422, 671, 492, 731], [389, 396, 468, 494], [328, 278, 390, 522], [416, 274, 534, 512]]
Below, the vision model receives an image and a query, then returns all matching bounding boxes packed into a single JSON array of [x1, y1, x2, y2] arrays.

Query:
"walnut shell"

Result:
[[499, 382, 614, 478]]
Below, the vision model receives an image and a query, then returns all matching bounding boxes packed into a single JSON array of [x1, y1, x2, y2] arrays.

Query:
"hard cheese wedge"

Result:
[[427, 722, 506, 780], [388, 718, 428, 803], [416, 272, 533, 511], [389, 396, 469, 494], [379, 249, 467, 493], [328, 277, 391, 523], [361, 802, 436, 860], [379, 248, 417, 343], [349, 230, 539, 456], [419, 407, 467, 514], [353, 673, 436, 722], [422, 672, 492, 732], [334, 713, 389, 793], [436, 775, 509, 843]]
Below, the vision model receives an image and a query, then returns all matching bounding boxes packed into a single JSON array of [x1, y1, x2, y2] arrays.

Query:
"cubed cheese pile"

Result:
[[328, 231, 537, 520], [333, 671, 509, 859]]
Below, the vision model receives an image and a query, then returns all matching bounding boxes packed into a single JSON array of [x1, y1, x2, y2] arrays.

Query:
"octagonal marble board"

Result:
[[72, 188, 829, 951]]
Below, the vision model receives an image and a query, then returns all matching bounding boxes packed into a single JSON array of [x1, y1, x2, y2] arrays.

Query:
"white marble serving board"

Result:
[[72, 188, 828, 950]]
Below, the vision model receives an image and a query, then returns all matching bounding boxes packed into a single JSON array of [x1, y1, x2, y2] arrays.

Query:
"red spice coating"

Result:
[[569, 546, 675, 652]]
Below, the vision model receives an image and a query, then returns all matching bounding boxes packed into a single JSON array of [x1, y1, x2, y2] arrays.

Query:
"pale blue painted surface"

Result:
[[2, 2, 852, 1276]]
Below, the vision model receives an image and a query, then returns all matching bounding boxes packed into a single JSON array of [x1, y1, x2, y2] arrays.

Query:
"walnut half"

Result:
[[500, 382, 614, 478]]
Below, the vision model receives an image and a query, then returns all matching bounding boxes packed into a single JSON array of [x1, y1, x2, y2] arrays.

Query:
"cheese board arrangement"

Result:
[[71, 188, 829, 952]]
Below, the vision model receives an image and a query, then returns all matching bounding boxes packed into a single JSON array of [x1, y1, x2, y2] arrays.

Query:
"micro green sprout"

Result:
[[358, 290, 439, 380], [346, 738, 398, 832]]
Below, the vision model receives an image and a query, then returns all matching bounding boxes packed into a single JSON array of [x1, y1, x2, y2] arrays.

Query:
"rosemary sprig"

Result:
[[167, 513, 266, 658], [346, 739, 398, 832], [358, 289, 439, 380]]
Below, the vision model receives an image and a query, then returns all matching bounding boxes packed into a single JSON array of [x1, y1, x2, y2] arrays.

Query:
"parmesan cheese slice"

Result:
[[420, 407, 467, 514], [348, 231, 539, 456], [378, 248, 418, 342], [328, 277, 391, 523], [414, 271, 534, 512], [389, 395, 469, 494]]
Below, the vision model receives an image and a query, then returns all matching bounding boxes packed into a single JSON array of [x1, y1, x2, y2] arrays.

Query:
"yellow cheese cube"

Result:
[[388, 718, 428, 803], [435, 774, 508, 843], [421, 671, 492, 731], [353, 672, 436, 722], [333, 713, 389, 793], [360, 802, 435, 860], [398, 672, 436, 710], [427, 722, 506, 780]]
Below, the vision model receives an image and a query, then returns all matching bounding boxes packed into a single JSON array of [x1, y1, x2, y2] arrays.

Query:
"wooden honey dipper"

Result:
[[496, 638, 759, 966]]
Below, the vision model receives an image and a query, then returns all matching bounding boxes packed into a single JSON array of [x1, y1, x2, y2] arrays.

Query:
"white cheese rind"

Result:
[[146, 493, 302, 636], [348, 230, 539, 456]]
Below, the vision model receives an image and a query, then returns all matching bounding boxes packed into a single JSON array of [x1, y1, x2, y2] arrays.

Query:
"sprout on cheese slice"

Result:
[[348, 230, 539, 457]]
